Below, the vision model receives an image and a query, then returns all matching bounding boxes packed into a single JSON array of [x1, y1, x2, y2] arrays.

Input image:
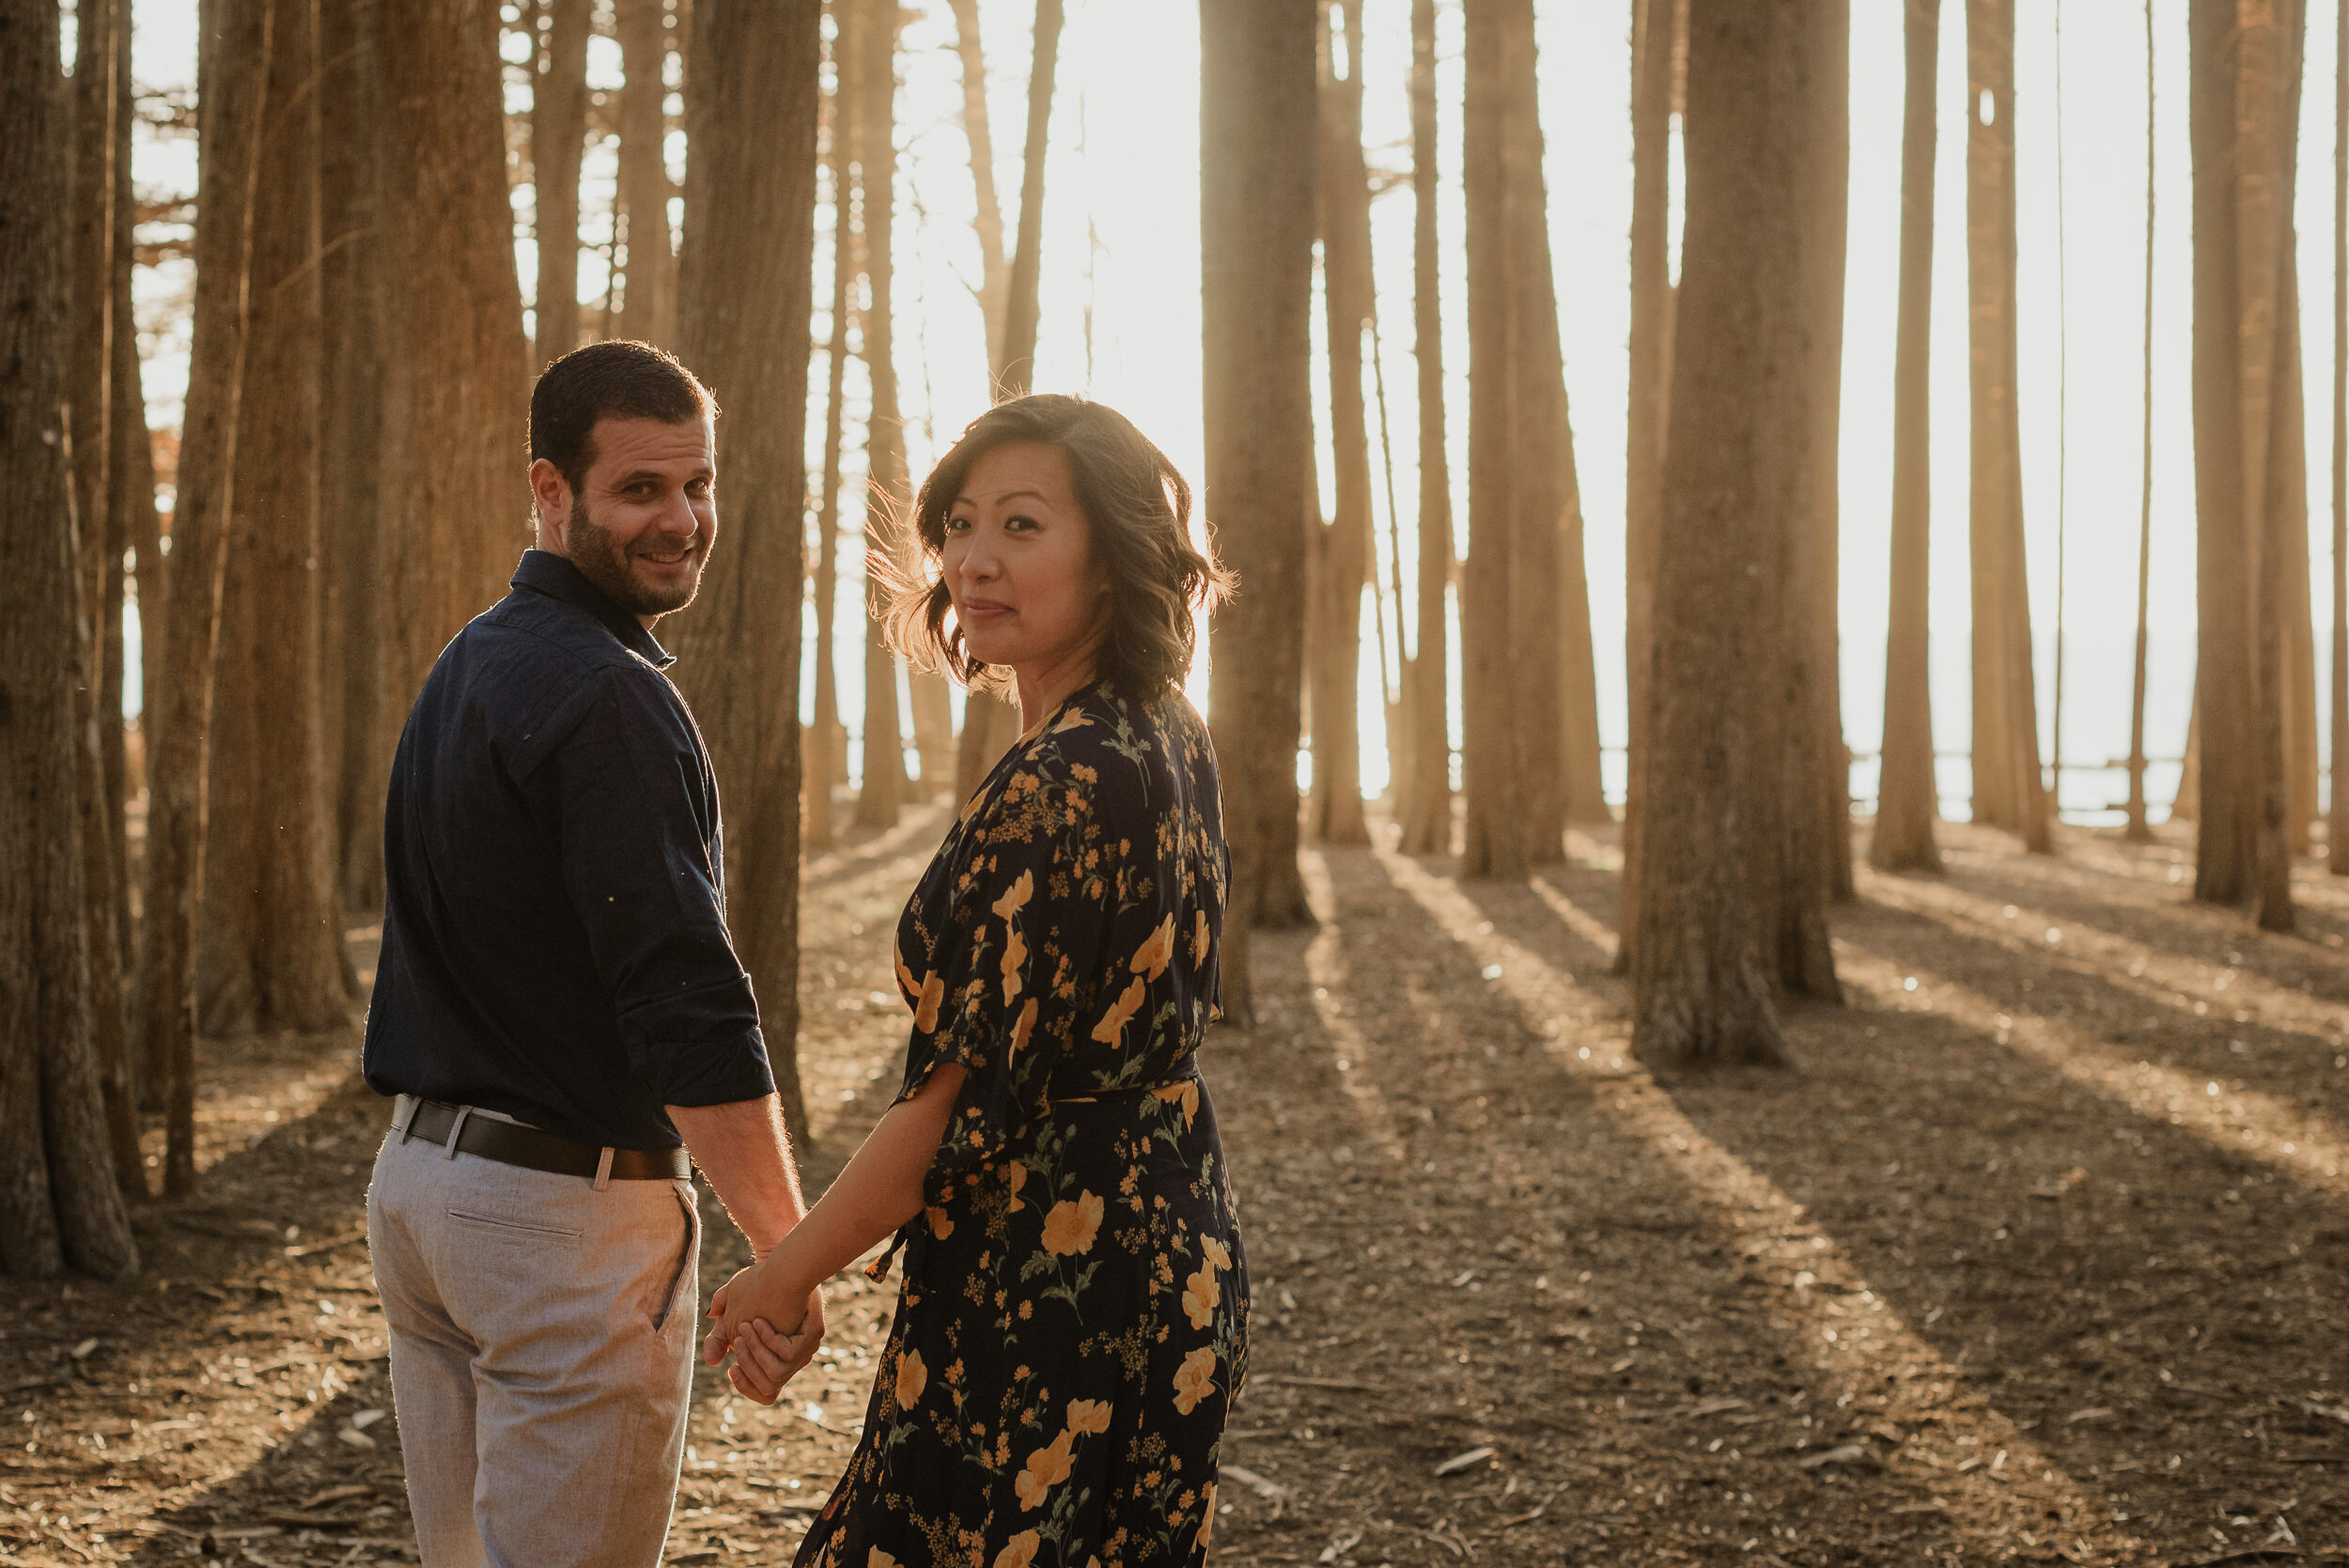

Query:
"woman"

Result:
[[705, 395, 1247, 1568]]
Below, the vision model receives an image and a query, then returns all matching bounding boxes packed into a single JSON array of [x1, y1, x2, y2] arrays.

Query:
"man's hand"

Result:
[[703, 1280, 823, 1405]]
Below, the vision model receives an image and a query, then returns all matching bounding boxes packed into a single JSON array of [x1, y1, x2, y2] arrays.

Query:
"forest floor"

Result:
[[5, 804, 2348, 1568]]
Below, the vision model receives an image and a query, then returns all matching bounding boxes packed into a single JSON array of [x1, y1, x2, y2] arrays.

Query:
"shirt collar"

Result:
[[510, 549, 676, 668]]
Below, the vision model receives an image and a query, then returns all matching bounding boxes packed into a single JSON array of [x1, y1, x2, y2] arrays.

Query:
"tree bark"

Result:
[[1616, 0, 1679, 946], [851, 0, 909, 831], [1309, 0, 1375, 849], [534, 0, 592, 367], [614, 0, 676, 348], [1396, 0, 1454, 858], [1203, 0, 1319, 1024], [198, 0, 358, 1038], [140, 0, 276, 1196], [2332, 0, 2347, 873], [2189, 0, 2300, 927], [807, 9, 854, 847], [1631, 0, 1827, 1068], [379, 0, 534, 746], [995, 0, 1064, 397], [1873, 0, 1943, 876], [1802, 0, 1855, 908], [670, 0, 820, 1151], [1, 0, 141, 1276], [2128, 0, 2157, 844], [1964, 0, 2051, 852], [946, 0, 1008, 369], [319, 0, 389, 913]]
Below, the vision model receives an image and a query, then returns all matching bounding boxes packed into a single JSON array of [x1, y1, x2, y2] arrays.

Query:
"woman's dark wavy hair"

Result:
[[885, 395, 1234, 698]]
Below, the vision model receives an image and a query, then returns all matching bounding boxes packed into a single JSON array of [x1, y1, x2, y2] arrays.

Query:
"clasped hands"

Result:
[[701, 1250, 824, 1405]]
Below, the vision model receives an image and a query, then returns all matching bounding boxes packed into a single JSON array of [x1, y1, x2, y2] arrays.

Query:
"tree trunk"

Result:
[[1803, 0, 1855, 908], [379, 0, 534, 748], [1460, 0, 1601, 880], [2332, 0, 2347, 874], [1617, 0, 1680, 950], [319, 0, 389, 914], [1202, 0, 1319, 1024], [946, 0, 1008, 369], [1964, 0, 2050, 852], [851, 0, 909, 831], [614, 0, 676, 347], [1396, 0, 1454, 859], [806, 10, 853, 848], [995, 0, 1064, 396], [1, 0, 141, 1276], [140, 0, 277, 1196], [198, 0, 357, 1038], [1872, 0, 1943, 876], [2276, 262, 2319, 857], [2189, 0, 2300, 927], [1631, 0, 1827, 1068], [534, 0, 592, 367], [669, 0, 820, 1151], [2128, 0, 2157, 844], [1309, 0, 1374, 849]]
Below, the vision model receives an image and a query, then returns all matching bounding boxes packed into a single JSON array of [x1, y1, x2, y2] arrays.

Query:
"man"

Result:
[[364, 341, 817, 1568]]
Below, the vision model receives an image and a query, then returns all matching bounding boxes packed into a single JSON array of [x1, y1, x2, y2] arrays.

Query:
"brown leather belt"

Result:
[[392, 1094, 691, 1183]]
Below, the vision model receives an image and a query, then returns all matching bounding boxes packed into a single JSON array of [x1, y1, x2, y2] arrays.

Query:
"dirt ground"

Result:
[[5, 804, 2347, 1567]]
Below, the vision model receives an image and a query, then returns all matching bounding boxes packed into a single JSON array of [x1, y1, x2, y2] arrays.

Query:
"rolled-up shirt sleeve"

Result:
[[549, 666, 774, 1109]]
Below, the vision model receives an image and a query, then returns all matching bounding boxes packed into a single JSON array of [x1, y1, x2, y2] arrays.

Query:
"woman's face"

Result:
[[942, 441, 1112, 680]]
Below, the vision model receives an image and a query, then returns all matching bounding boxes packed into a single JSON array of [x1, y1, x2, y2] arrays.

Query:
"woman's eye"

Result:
[[946, 516, 972, 533], [1005, 514, 1038, 533]]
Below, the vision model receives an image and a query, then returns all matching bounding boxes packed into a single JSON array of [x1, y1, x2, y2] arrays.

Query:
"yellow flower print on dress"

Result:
[[1091, 976, 1145, 1046], [1066, 1398, 1112, 1436], [1052, 707, 1091, 733], [912, 971, 944, 1034], [1013, 1433, 1074, 1510], [868, 1550, 901, 1568], [1172, 1346, 1217, 1415], [926, 1205, 955, 1240], [1196, 1482, 1219, 1550], [1191, 908, 1210, 967], [1004, 1160, 1029, 1214], [1201, 1234, 1232, 1271], [893, 937, 917, 1000], [1041, 1191, 1104, 1255], [894, 1347, 926, 1408], [1180, 1262, 1220, 1328], [992, 1529, 1043, 1568], [1151, 1079, 1199, 1127], [1129, 914, 1176, 981], [1007, 997, 1038, 1061]]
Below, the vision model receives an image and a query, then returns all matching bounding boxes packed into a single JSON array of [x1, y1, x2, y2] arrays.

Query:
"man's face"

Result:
[[531, 415, 717, 622]]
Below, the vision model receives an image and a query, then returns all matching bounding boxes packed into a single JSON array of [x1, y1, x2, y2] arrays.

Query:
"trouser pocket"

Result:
[[650, 1185, 698, 1333]]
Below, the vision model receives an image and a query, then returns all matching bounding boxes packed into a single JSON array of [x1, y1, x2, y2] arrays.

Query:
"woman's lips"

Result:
[[961, 598, 1012, 621]]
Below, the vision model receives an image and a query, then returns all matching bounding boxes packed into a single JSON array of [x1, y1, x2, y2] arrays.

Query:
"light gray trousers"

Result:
[[367, 1122, 700, 1568]]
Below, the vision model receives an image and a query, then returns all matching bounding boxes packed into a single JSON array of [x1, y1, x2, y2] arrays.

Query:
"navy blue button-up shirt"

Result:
[[362, 549, 772, 1150]]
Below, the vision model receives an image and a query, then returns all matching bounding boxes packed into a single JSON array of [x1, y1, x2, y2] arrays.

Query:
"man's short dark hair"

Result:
[[529, 341, 719, 495]]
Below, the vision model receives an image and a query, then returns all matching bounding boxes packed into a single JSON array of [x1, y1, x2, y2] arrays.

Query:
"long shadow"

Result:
[[1839, 889, 2349, 1152], [799, 800, 953, 893], [1236, 847, 2153, 1567], [1452, 866, 2349, 1565]]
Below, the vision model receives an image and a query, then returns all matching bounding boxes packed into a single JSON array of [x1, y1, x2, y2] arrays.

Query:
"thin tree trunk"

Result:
[[852, 0, 909, 831], [1804, 0, 1856, 908], [1203, 0, 1319, 1023], [2128, 0, 2157, 843], [320, 0, 388, 913], [1873, 0, 1944, 875], [2189, 0, 2300, 926], [996, 0, 1064, 396], [614, 0, 676, 347], [1309, 0, 1374, 849], [534, 0, 591, 367], [670, 0, 820, 1151], [140, 0, 277, 1196], [1616, 0, 1679, 954], [198, 0, 356, 1038], [1395, 0, 1454, 859], [2278, 259, 2320, 857], [1632, 0, 1820, 1069], [807, 11, 853, 848], [0, 0, 139, 1269], [1965, 0, 2051, 851], [946, 0, 1008, 368], [2331, 0, 2347, 872]]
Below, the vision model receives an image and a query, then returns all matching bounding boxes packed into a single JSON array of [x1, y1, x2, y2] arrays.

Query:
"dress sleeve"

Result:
[[898, 722, 1126, 1214]]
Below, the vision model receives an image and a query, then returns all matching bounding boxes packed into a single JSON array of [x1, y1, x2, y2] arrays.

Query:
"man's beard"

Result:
[[566, 496, 704, 618]]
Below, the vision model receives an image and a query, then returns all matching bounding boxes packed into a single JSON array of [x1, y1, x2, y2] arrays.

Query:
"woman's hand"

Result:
[[702, 1264, 823, 1404]]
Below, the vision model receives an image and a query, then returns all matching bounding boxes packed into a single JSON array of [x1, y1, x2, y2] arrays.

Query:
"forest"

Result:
[[3, 0, 2348, 1563]]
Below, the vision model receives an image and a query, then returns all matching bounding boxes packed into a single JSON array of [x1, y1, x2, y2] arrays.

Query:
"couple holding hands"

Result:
[[362, 341, 1247, 1568]]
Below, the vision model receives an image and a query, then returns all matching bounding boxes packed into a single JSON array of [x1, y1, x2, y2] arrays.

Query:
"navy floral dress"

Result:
[[796, 680, 1249, 1568]]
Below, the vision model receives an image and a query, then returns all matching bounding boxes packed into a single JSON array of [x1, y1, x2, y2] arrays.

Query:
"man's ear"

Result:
[[529, 458, 572, 550]]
